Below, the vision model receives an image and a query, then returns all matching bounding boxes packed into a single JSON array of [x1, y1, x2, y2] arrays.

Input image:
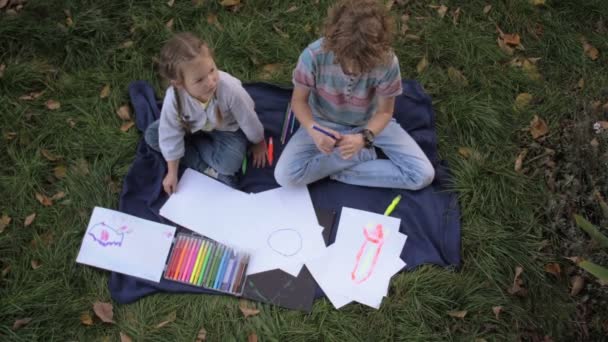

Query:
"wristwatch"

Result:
[[360, 129, 375, 148]]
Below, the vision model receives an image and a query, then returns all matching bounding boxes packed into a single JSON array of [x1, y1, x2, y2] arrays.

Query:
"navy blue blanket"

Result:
[[108, 80, 461, 304]]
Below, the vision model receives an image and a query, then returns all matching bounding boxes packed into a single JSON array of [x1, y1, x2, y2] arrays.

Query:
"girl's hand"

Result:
[[337, 133, 365, 160], [251, 139, 267, 168], [308, 125, 341, 154], [163, 171, 178, 195]]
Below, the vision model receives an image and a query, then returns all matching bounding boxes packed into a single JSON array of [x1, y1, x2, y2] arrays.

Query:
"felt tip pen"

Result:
[[312, 125, 338, 140], [267, 137, 274, 166], [384, 195, 402, 216]]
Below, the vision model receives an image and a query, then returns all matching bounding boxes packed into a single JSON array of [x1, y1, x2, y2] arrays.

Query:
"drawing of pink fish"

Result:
[[351, 223, 385, 284], [87, 222, 126, 247]]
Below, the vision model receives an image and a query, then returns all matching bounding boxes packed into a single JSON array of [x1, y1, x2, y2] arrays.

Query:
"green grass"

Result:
[[1, 0, 607, 340]]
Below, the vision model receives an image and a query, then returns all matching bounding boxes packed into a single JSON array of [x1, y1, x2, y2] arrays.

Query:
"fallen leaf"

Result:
[[19, 90, 45, 100], [116, 105, 131, 121], [502, 33, 521, 46], [447, 67, 468, 86], [51, 191, 66, 200], [530, 115, 548, 139], [120, 40, 134, 49], [167, 0, 175, 7], [100, 84, 111, 98], [566, 256, 583, 264], [93, 301, 115, 323], [239, 299, 260, 318], [24, 213, 36, 227], [522, 59, 541, 80], [452, 7, 461, 25], [514, 148, 528, 173], [273, 24, 289, 38], [120, 332, 133, 342], [497, 37, 514, 55], [532, 0, 546, 6], [0, 63, 6, 78], [447, 310, 467, 319], [166, 18, 174, 30], [120, 121, 135, 132], [0, 214, 11, 233], [492, 306, 503, 320], [400, 14, 410, 34], [582, 40, 599, 61], [260, 63, 282, 80], [507, 266, 527, 296], [40, 149, 61, 161], [4, 132, 17, 140], [207, 14, 223, 30], [220, 0, 240, 6], [590, 138, 599, 147], [155, 311, 176, 328], [12, 318, 32, 330], [544, 263, 561, 276], [2, 265, 10, 278], [45, 100, 61, 110], [54, 165, 67, 179], [577, 78, 585, 89], [35, 193, 53, 206], [570, 276, 584, 296], [192, 0, 204, 5], [80, 312, 94, 325], [514, 93, 533, 110], [248, 332, 258, 342], [65, 9, 73, 27], [405, 34, 421, 41], [67, 118, 76, 128], [31, 259, 41, 269], [483, 4, 492, 14], [436, 5, 448, 18], [458, 147, 472, 159], [195, 326, 207, 341], [416, 56, 429, 74], [286, 5, 297, 13], [73, 158, 90, 175]]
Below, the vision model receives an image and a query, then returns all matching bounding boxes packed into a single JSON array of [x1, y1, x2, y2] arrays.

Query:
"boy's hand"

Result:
[[163, 171, 178, 195], [308, 125, 341, 154], [337, 133, 365, 160], [251, 139, 267, 168]]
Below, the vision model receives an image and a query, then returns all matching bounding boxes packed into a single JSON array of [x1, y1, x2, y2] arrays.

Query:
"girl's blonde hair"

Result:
[[158, 32, 221, 133]]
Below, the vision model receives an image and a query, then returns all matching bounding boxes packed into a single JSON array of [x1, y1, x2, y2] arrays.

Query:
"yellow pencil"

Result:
[[190, 240, 207, 284]]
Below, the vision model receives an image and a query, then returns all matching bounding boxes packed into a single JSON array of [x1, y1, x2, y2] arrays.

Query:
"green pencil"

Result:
[[200, 243, 217, 286], [196, 241, 213, 285], [206, 244, 223, 288]]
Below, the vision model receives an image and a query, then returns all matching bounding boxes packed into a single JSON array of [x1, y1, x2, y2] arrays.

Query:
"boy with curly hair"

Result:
[[274, 0, 435, 190]]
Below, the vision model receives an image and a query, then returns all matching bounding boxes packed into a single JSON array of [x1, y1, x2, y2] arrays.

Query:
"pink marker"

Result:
[[182, 238, 200, 282]]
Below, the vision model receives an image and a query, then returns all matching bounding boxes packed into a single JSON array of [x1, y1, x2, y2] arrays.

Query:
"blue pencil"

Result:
[[221, 253, 235, 291], [226, 252, 240, 292], [214, 248, 230, 289], [312, 125, 338, 140]]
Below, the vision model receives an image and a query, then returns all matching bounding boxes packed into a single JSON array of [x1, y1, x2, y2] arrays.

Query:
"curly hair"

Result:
[[322, 0, 395, 74]]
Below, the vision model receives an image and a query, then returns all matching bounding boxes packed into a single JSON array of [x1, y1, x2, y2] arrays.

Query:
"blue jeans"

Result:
[[274, 117, 435, 190], [144, 120, 247, 176]]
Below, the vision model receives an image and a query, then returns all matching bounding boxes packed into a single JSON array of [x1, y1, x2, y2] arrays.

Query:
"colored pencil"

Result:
[[173, 237, 191, 280], [231, 256, 247, 293], [222, 254, 235, 291], [267, 137, 274, 166], [198, 242, 215, 286], [206, 245, 223, 288], [312, 125, 338, 140], [164, 236, 183, 279], [182, 238, 199, 282], [226, 253, 239, 291], [213, 248, 228, 289], [190, 240, 206, 284]]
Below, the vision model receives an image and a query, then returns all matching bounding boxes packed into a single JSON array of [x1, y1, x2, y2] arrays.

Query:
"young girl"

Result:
[[145, 32, 267, 195], [274, 0, 435, 190]]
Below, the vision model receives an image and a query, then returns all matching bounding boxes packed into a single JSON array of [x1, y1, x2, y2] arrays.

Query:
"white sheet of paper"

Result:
[[76, 207, 176, 282]]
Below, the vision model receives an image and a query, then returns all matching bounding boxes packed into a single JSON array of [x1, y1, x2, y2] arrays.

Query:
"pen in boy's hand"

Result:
[[312, 125, 339, 140]]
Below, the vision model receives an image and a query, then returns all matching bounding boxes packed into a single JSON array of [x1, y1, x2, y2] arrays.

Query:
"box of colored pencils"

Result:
[[163, 233, 250, 295]]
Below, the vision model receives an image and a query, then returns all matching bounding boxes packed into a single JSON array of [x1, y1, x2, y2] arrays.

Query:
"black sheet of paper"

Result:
[[241, 207, 336, 312]]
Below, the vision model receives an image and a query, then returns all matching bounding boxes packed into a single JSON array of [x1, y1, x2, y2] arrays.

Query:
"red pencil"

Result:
[[267, 137, 274, 166], [165, 236, 184, 279]]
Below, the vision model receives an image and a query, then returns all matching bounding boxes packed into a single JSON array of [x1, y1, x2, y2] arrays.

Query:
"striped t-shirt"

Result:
[[292, 38, 403, 126]]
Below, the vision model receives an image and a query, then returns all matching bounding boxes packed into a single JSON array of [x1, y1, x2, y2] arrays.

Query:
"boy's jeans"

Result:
[[144, 120, 247, 177], [274, 117, 435, 190]]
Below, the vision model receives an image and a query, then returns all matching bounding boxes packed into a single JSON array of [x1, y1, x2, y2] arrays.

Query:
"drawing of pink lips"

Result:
[[351, 223, 385, 284], [87, 222, 126, 247]]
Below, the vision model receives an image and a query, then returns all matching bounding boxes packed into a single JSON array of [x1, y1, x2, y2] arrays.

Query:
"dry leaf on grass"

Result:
[[41, 149, 61, 161], [35, 193, 53, 207], [120, 40, 134, 49], [405, 34, 421, 41], [24, 213, 36, 227], [582, 41, 599, 61], [286, 5, 298, 13], [155, 311, 176, 328], [12, 318, 32, 330], [248, 332, 258, 342], [544, 263, 561, 276], [530, 115, 548, 139], [239, 299, 260, 318], [452, 7, 461, 25], [502, 33, 521, 46], [447, 67, 468, 87], [80, 312, 94, 325], [0, 214, 11, 233], [447, 310, 467, 319], [483, 4, 492, 14], [166, 18, 174, 30], [167, 0, 175, 7], [45, 100, 61, 110], [532, 0, 546, 6], [207, 14, 223, 31], [19, 90, 45, 100], [31, 259, 41, 269], [120, 332, 133, 342], [492, 306, 503, 320], [120, 121, 135, 132], [577, 78, 585, 89], [4, 132, 17, 140], [429, 5, 448, 18], [570, 276, 584, 296], [116, 105, 131, 121], [93, 301, 115, 323], [220, 0, 240, 6], [514, 93, 533, 110], [507, 266, 527, 296], [457, 147, 473, 159], [259, 64, 282, 80], [100, 84, 111, 98], [0, 63, 6, 78], [497, 37, 514, 55], [514, 148, 528, 173], [54, 165, 67, 179], [2, 265, 11, 278], [195, 327, 207, 341], [416, 56, 428, 74], [67, 118, 76, 128], [51, 191, 66, 200]]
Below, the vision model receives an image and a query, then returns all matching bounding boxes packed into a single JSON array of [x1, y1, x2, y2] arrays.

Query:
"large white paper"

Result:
[[76, 207, 176, 282], [306, 207, 407, 309]]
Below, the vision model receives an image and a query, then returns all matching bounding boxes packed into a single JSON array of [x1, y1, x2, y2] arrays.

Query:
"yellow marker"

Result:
[[190, 240, 207, 284], [384, 195, 402, 216]]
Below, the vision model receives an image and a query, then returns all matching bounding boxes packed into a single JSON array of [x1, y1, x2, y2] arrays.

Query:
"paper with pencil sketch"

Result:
[[305, 207, 407, 309], [76, 207, 176, 282], [160, 169, 327, 276]]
